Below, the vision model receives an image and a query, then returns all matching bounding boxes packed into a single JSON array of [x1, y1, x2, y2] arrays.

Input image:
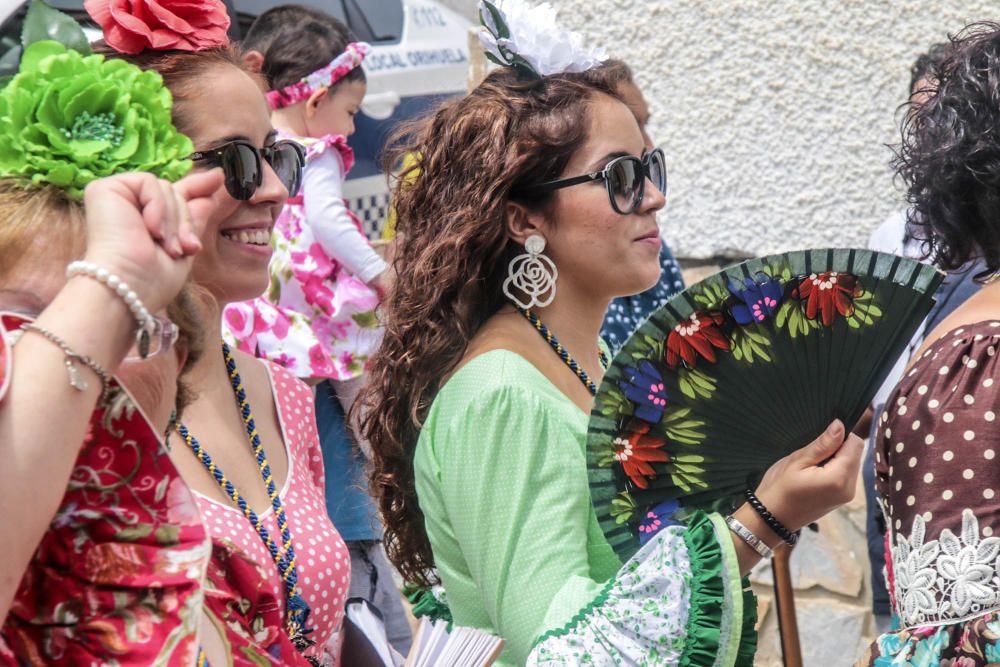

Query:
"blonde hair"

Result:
[[0, 178, 207, 414], [0, 181, 85, 283]]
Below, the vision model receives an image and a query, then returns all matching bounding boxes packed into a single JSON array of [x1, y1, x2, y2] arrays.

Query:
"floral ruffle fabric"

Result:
[[201, 546, 317, 666], [859, 612, 1000, 667], [528, 512, 756, 667], [0, 314, 210, 666], [223, 134, 381, 381]]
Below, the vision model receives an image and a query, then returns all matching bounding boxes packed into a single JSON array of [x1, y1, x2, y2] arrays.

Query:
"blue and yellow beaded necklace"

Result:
[[178, 342, 318, 666], [518, 307, 609, 396]]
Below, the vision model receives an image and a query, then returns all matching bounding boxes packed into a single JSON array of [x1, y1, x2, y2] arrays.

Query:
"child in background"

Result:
[[225, 8, 413, 657], [223, 15, 388, 415]]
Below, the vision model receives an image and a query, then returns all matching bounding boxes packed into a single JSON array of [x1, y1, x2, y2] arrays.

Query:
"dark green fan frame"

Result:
[[587, 248, 944, 561]]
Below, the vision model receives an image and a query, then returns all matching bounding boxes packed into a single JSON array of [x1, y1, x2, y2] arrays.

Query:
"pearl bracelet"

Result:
[[66, 261, 157, 358]]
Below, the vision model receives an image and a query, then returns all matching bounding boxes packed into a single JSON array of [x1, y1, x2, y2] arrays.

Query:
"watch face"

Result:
[[0, 311, 30, 403]]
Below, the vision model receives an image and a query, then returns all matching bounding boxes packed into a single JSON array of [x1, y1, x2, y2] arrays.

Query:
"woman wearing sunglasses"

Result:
[[358, 4, 863, 666], [89, 0, 352, 663]]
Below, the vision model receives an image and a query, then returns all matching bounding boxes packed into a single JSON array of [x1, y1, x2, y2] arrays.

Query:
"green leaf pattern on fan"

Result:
[[677, 366, 717, 399], [692, 280, 729, 310], [610, 491, 637, 525], [729, 324, 773, 363], [846, 289, 883, 328], [774, 298, 822, 337]]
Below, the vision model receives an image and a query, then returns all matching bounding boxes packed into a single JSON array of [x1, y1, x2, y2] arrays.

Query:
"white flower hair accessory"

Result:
[[478, 0, 607, 78]]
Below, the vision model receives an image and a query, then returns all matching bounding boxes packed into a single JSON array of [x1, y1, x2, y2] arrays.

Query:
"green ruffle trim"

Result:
[[679, 511, 758, 667], [532, 576, 617, 646], [403, 584, 454, 627], [736, 576, 758, 666]]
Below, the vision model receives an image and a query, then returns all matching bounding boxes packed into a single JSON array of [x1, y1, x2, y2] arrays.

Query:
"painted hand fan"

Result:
[[587, 248, 944, 560]]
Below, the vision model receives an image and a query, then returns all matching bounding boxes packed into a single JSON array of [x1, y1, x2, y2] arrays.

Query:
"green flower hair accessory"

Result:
[[0, 41, 193, 198]]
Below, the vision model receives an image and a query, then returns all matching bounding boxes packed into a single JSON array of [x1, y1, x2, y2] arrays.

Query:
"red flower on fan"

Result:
[[793, 272, 861, 326], [613, 421, 669, 489], [665, 310, 730, 369]]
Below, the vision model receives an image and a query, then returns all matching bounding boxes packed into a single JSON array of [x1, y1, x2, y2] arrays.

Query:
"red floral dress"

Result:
[[0, 313, 212, 666], [194, 362, 351, 666]]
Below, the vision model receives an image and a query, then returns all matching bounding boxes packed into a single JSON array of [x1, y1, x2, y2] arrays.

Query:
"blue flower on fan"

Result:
[[619, 360, 667, 422], [638, 499, 681, 545], [728, 272, 784, 325]]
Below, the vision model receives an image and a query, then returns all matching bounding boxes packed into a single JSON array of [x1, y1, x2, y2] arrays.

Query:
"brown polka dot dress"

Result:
[[858, 322, 1000, 666]]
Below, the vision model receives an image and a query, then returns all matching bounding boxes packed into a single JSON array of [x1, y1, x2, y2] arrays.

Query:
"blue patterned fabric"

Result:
[[601, 242, 685, 355]]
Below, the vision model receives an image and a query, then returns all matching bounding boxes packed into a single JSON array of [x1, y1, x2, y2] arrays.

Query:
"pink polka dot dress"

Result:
[[863, 321, 1000, 665], [196, 361, 351, 666]]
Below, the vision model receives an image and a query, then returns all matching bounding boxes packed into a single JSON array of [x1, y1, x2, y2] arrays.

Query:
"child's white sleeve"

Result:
[[304, 149, 388, 284]]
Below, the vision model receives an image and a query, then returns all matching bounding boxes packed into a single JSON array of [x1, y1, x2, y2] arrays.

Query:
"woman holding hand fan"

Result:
[[358, 2, 864, 665]]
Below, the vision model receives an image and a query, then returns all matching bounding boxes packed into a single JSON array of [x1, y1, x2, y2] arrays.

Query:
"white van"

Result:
[[345, 0, 472, 239]]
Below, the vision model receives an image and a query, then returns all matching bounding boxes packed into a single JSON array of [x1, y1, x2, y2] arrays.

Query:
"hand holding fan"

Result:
[[587, 248, 943, 560]]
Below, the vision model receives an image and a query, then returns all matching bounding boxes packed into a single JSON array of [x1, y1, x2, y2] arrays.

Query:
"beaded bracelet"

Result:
[[725, 514, 773, 559], [66, 261, 156, 358], [21, 323, 111, 401], [744, 488, 798, 546]]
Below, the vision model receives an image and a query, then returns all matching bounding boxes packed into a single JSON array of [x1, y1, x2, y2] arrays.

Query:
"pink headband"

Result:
[[266, 42, 371, 110]]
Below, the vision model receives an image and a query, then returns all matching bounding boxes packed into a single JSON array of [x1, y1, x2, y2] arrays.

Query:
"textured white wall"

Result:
[[435, 0, 996, 259]]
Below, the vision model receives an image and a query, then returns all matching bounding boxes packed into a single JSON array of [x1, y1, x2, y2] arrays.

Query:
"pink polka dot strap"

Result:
[[177, 342, 320, 666]]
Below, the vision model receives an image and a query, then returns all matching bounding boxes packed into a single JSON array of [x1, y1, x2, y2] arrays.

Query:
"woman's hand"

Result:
[[755, 419, 864, 534], [80, 169, 228, 314], [730, 420, 863, 573]]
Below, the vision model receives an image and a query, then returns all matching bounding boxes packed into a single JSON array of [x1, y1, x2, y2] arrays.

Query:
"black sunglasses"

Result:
[[516, 148, 667, 215], [190, 139, 305, 201]]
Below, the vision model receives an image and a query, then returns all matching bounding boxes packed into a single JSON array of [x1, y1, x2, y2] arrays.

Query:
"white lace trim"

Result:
[[890, 508, 1000, 627]]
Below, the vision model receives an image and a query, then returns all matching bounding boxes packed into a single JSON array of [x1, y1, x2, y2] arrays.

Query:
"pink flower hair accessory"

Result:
[[266, 42, 371, 110], [84, 0, 231, 55]]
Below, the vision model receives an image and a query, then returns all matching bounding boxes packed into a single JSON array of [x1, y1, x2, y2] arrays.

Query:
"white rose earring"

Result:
[[502, 234, 558, 309]]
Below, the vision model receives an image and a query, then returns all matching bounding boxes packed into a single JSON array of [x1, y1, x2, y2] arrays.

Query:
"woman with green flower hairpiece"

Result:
[[0, 31, 231, 664]]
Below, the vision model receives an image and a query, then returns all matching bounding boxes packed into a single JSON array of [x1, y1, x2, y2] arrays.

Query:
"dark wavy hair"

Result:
[[896, 23, 1000, 278], [909, 42, 950, 94], [244, 5, 365, 92], [355, 65, 629, 586]]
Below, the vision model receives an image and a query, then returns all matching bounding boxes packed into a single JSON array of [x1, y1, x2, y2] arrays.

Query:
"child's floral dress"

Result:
[[223, 134, 381, 380]]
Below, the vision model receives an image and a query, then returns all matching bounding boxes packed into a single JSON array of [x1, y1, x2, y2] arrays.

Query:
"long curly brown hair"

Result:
[[357, 65, 629, 586]]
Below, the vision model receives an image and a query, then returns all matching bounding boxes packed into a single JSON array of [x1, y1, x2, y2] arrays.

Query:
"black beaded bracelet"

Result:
[[744, 488, 798, 546]]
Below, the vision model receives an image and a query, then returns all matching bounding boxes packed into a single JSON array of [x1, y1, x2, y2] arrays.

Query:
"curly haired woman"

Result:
[[859, 22, 1000, 667], [358, 3, 864, 665]]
